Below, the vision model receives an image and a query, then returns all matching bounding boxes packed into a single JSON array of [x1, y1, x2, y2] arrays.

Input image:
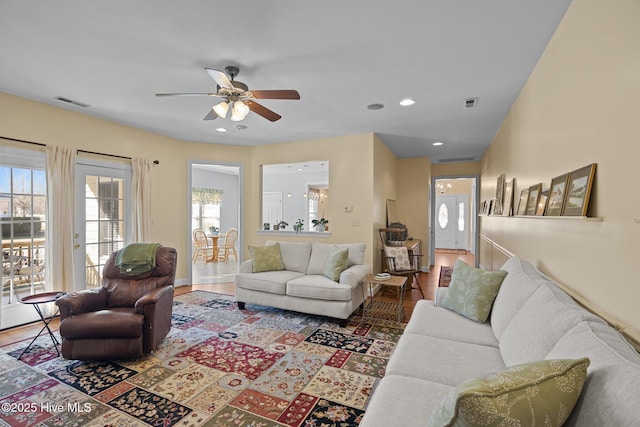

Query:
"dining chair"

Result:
[[192, 228, 214, 263], [218, 228, 239, 263]]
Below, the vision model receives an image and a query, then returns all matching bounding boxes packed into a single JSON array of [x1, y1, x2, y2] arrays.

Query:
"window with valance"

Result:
[[192, 187, 224, 205]]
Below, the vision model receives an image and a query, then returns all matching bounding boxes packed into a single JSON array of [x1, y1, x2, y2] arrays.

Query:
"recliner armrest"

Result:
[[134, 285, 174, 312], [55, 288, 109, 319]]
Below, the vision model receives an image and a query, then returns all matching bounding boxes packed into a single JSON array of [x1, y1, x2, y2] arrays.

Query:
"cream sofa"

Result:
[[361, 256, 640, 427], [235, 241, 371, 326]]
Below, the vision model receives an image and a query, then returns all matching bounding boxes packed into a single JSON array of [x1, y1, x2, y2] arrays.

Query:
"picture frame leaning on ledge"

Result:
[[563, 163, 596, 216]]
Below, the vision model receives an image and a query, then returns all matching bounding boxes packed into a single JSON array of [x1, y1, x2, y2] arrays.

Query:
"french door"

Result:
[[74, 162, 131, 290], [0, 147, 47, 329]]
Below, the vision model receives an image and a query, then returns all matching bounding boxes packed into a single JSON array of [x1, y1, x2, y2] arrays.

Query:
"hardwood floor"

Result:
[[0, 251, 474, 346]]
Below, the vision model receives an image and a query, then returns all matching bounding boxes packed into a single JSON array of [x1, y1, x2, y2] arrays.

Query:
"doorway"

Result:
[[188, 161, 242, 285], [430, 176, 479, 267]]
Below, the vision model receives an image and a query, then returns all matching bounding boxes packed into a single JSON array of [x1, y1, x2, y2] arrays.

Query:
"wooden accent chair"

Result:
[[379, 228, 425, 299]]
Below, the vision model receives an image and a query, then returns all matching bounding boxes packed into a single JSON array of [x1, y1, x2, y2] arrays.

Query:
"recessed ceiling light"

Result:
[[433, 141, 444, 146], [400, 98, 415, 106], [216, 127, 228, 133], [367, 103, 384, 110]]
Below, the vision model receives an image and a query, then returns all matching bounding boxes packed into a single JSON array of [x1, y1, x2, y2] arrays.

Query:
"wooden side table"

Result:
[[360, 274, 408, 323], [18, 291, 66, 359]]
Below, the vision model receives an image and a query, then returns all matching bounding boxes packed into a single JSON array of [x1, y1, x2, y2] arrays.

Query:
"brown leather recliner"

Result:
[[55, 246, 177, 360]]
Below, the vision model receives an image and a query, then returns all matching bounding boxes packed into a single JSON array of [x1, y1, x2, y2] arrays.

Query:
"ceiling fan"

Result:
[[156, 66, 300, 122]]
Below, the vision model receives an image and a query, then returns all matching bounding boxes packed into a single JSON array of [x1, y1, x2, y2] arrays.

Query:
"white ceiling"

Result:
[[0, 1, 572, 162]]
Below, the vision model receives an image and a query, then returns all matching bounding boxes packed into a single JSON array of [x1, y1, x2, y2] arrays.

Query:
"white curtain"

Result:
[[132, 158, 153, 242], [45, 145, 76, 292]]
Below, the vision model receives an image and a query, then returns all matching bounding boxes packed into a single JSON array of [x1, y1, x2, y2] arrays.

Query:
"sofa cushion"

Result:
[[499, 285, 584, 366], [266, 240, 311, 273], [360, 375, 453, 427], [383, 245, 411, 270], [235, 271, 305, 295], [428, 358, 590, 427], [336, 243, 366, 266], [546, 321, 640, 427], [286, 275, 352, 301], [323, 247, 349, 281], [306, 243, 338, 275], [491, 257, 545, 339], [386, 333, 506, 386], [440, 260, 507, 322], [249, 243, 285, 273], [405, 300, 498, 347]]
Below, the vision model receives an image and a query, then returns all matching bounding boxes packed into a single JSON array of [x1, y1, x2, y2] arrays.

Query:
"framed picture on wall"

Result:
[[502, 179, 514, 216], [516, 189, 529, 215], [525, 183, 542, 215], [545, 173, 570, 216], [563, 163, 597, 216], [494, 173, 505, 215], [536, 189, 549, 216]]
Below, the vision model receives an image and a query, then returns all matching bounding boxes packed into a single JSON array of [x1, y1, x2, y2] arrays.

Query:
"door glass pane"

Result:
[[438, 203, 449, 229], [84, 175, 125, 288], [1, 165, 47, 304], [458, 201, 465, 232]]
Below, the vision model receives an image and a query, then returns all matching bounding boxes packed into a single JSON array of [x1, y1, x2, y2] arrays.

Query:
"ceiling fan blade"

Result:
[[251, 90, 300, 100], [205, 68, 233, 89], [248, 101, 282, 122], [203, 110, 217, 120], [156, 92, 219, 97]]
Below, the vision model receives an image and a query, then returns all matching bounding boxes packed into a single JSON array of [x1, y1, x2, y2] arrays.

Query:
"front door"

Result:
[[74, 162, 131, 290], [435, 194, 469, 250]]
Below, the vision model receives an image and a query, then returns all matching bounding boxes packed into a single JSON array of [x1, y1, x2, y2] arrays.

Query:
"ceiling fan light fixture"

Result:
[[213, 101, 229, 118], [231, 100, 250, 121]]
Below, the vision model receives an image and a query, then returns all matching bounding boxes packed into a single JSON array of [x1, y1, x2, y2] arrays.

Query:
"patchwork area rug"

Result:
[[438, 266, 453, 287], [0, 291, 404, 426]]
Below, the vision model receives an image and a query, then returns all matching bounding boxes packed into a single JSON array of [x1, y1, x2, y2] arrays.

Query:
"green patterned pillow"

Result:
[[249, 243, 285, 273], [440, 259, 507, 322], [428, 358, 590, 427], [323, 247, 349, 281]]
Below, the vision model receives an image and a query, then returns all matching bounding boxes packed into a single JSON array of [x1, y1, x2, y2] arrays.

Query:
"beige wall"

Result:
[[0, 94, 388, 278], [479, 0, 640, 345], [0, 92, 248, 282], [247, 133, 377, 266], [397, 157, 431, 268], [372, 136, 399, 272]]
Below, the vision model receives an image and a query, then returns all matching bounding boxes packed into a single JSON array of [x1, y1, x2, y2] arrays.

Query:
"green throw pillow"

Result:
[[428, 358, 590, 427], [249, 243, 285, 273], [440, 259, 507, 322], [323, 247, 349, 281]]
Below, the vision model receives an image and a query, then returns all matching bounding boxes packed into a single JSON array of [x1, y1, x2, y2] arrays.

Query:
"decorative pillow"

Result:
[[440, 259, 507, 322], [383, 245, 411, 271], [248, 243, 285, 273], [323, 248, 349, 281], [427, 358, 590, 427]]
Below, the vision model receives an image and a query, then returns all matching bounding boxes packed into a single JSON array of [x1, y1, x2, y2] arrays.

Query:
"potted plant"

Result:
[[294, 219, 304, 232], [208, 226, 219, 235], [312, 217, 329, 232]]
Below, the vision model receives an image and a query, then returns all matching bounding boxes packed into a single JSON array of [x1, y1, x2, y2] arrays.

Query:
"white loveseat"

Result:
[[361, 256, 640, 427], [235, 241, 371, 326]]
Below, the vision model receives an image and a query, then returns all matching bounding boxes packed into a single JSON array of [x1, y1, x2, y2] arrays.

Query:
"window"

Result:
[[438, 202, 449, 229], [192, 203, 221, 233], [1, 152, 47, 304], [458, 201, 465, 232]]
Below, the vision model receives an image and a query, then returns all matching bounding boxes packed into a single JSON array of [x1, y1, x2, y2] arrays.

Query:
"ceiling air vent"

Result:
[[463, 98, 478, 109], [437, 157, 476, 164], [55, 96, 90, 108]]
